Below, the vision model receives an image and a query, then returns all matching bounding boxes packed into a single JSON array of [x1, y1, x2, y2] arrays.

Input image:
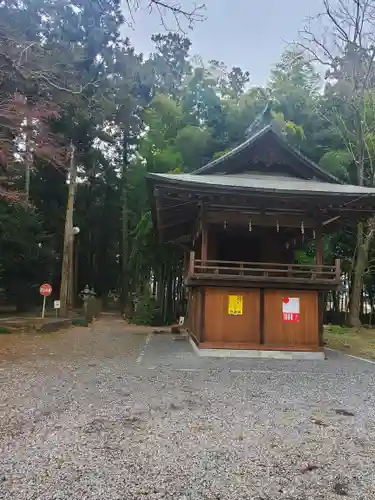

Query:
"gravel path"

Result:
[[1, 318, 375, 499]]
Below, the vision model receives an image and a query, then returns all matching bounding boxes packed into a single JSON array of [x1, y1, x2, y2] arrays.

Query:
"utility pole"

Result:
[[60, 142, 77, 317]]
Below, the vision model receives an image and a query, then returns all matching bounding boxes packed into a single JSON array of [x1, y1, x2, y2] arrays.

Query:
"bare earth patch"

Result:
[[324, 324, 375, 361]]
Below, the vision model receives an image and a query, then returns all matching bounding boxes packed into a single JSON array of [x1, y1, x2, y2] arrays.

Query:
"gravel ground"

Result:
[[1, 318, 375, 500]]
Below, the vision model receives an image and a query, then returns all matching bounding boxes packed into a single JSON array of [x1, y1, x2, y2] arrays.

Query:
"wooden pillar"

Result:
[[318, 292, 324, 347], [199, 205, 207, 345], [315, 229, 325, 347], [188, 251, 195, 277], [201, 206, 208, 264]]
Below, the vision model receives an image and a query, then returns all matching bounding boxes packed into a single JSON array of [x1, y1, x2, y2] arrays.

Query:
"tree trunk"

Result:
[[59, 143, 76, 317], [120, 131, 129, 314], [67, 232, 74, 309], [360, 288, 364, 319], [74, 236, 79, 307], [349, 217, 375, 327], [24, 117, 32, 201]]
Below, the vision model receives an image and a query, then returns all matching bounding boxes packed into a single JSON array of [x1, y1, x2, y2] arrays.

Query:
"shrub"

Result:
[[131, 295, 163, 326]]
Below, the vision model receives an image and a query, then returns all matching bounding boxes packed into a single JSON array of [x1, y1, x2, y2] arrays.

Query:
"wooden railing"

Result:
[[187, 252, 340, 285]]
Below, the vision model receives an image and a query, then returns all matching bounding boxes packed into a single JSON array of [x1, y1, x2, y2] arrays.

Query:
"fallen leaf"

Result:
[[335, 409, 355, 417]]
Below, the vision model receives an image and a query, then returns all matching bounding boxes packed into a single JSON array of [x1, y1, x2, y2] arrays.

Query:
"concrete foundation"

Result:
[[189, 338, 325, 360]]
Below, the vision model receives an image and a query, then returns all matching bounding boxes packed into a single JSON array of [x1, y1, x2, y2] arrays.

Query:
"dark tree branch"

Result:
[[0, 27, 98, 97], [324, 0, 350, 44], [125, 0, 206, 31], [297, 26, 336, 67], [298, 0, 375, 69]]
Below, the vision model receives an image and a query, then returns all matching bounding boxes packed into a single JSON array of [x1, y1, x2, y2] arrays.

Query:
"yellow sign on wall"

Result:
[[228, 295, 243, 316]]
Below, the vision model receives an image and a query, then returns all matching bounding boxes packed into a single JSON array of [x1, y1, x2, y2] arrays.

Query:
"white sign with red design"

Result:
[[282, 297, 300, 322]]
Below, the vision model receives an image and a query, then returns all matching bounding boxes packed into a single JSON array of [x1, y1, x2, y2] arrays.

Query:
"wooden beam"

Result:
[[188, 251, 195, 277], [157, 185, 375, 213], [186, 277, 337, 292], [207, 211, 317, 228]]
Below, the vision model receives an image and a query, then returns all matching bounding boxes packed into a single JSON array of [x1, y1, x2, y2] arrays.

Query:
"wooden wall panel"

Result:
[[263, 290, 319, 347], [187, 290, 196, 338], [187, 288, 203, 343], [203, 287, 260, 344]]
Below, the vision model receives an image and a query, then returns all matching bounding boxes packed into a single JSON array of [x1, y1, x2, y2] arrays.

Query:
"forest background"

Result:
[[1, 0, 375, 327]]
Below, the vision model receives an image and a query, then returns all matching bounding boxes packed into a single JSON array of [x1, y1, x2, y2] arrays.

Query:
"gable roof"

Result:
[[193, 125, 341, 184]]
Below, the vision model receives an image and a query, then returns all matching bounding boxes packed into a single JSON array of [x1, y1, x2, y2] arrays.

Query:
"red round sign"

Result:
[[40, 283, 52, 296], [283, 297, 290, 304]]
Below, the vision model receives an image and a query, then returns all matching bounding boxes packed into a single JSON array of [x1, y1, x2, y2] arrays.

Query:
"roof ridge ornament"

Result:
[[245, 100, 273, 138]]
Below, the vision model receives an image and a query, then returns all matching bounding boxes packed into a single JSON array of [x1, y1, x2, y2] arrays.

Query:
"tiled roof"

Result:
[[192, 125, 340, 184], [148, 172, 375, 197]]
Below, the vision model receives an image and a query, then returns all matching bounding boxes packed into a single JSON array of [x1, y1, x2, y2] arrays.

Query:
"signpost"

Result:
[[54, 300, 61, 317], [282, 297, 300, 322], [40, 283, 52, 319]]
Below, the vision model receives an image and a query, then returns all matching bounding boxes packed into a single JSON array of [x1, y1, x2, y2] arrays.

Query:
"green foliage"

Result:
[[325, 324, 352, 336], [271, 111, 305, 140], [319, 150, 352, 181], [213, 148, 232, 160], [131, 294, 163, 326], [295, 249, 315, 266], [174, 125, 212, 171], [0, 201, 54, 310]]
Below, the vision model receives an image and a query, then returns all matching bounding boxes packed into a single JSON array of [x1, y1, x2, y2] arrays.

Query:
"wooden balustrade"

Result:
[[186, 255, 340, 285]]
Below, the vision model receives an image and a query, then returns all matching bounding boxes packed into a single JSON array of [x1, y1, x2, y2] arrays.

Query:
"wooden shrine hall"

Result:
[[147, 125, 375, 358]]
